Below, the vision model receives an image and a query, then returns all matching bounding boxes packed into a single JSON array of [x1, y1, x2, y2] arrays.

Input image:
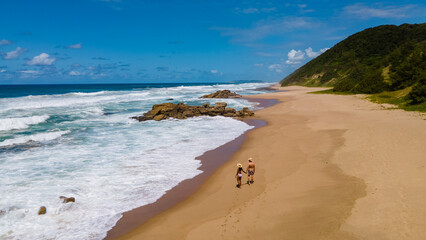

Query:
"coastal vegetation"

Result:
[[281, 23, 426, 110]]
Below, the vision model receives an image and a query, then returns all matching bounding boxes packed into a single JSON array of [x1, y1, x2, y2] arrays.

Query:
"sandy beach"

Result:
[[112, 86, 426, 240]]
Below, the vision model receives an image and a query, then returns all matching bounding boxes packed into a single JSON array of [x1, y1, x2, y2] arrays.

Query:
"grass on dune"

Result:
[[309, 89, 356, 95], [310, 87, 426, 113], [368, 88, 426, 112]]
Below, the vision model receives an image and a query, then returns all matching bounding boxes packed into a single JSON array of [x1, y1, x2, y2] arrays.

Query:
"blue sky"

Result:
[[0, 0, 425, 84]]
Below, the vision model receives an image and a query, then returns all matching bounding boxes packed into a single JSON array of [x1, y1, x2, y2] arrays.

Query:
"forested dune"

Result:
[[281, 23, 426, 105]]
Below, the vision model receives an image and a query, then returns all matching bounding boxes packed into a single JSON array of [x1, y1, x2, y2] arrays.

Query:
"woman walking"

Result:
[[235, 163, 246, 188]]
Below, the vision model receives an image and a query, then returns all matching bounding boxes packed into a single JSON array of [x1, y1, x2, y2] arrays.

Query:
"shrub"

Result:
[[408, 78, 426, 104]]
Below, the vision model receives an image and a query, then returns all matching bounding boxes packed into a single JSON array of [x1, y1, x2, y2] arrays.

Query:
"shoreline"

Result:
[[105, 97, 279, 239], [111, 86, 426, 239], [114, 87, 366, 239]]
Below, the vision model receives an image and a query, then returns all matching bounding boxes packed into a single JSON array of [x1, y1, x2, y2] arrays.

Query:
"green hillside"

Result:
[[280, 23, 426, 105]]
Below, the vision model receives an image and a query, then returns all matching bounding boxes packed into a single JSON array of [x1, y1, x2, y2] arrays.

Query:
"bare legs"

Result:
[[247, 174, 254, 184]]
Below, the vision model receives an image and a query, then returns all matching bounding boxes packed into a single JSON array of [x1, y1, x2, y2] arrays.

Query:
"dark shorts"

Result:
[[248, 170, 255, 176]]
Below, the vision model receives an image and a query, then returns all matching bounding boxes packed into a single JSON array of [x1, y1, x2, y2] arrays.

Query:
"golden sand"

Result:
[[118, 86, 426, 240]]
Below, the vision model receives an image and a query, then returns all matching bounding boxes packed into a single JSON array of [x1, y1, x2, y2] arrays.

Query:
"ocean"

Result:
[[0, 82, 274, 240]]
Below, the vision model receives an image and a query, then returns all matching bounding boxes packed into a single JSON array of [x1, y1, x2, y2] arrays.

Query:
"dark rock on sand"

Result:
[[132, 102, 254, 122], [60, 196, 75, 203], [38, 206, 46, 215], [200, 90, 242, 98]]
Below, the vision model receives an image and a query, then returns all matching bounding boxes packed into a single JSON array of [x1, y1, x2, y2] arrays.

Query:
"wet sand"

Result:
[[105, 98, 278, 239], [111, 86, 426, 240]]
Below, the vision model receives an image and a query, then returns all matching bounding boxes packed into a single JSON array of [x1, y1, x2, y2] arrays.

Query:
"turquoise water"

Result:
[[0, 82, 274, 240]]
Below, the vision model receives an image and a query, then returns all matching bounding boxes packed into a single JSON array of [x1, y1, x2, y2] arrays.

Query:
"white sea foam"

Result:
[[0, 95, 116, 112], [0, 115, 50, 131], [69, 91, 109, 96], [0, 92, 154, 113], [0, 117, 252, 240], [0, 82, 274, 240], [0, 82, 273, 113], [0, 130, 70, 147]]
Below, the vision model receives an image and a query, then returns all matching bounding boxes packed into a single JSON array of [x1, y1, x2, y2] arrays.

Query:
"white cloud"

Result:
[[254, 63, 264, 67], [69, 71, 81, 76], [284, 47, 329, 65], [71, 63, 82, 68], [3, 46, 27, 60], [235, 7, 276, 14], [89, 72, 108, 79], [344, 4, 417, 19], [242, 8, 259, 14], [261, 7, 276, 13], [214, 17, 314, 44], [208, 69, 223, 76], [305, 47, 318, 58], [285, 49, 305, 64], [305, 47, 329, 58], [255, 52, 277, 57], [0, 39, 13, 46], [20, 70, 39, 74], [27, 53, 56, 66], [66, 42, 82, 49], [325, 36, 346, 40], [268, 64, 283, 73], [0, 69, 6, 73]]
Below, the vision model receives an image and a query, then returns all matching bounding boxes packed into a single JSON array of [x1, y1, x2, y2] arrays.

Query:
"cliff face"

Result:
[[280, 23, 426, 104]]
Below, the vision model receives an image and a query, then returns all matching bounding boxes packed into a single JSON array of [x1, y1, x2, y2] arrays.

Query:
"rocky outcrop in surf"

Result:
[[200, 90, 242, 98], [38, 206, 47, 215], [60, 196, 75, 203], [132, 102, 254, 122]]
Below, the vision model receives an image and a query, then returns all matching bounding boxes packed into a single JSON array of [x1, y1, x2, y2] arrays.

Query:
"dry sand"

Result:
[[117, 86, 426, 240]]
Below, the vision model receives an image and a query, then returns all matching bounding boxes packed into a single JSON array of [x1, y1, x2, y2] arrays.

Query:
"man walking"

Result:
[[246, 158, 255, 185]]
